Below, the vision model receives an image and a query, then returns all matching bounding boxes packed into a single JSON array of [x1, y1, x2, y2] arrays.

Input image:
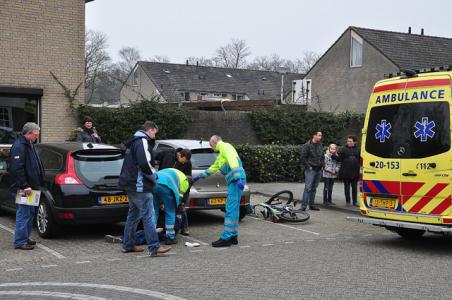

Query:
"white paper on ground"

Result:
[[185, 242, 201, 247]]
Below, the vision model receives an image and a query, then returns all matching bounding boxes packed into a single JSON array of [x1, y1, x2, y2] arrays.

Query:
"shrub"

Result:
[[250, 110, 364, 146], [236, 144, 304, 182], [76, 100, 188, 144]]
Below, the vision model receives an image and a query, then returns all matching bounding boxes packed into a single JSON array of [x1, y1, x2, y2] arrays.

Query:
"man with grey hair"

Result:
[[194, 135, 246, 247], [9, 122, 44, 250]]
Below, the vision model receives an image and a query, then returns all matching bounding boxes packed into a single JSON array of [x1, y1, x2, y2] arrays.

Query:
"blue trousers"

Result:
[[153, 184, 177, 240], [14, 204, 35, 248], [302, 169, 322, 208], [221, 180, 245, 240], [123, 191, 160, 253]]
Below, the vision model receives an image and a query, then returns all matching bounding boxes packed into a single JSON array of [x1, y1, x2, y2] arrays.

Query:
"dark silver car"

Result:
[[154, 139, 251, 220]]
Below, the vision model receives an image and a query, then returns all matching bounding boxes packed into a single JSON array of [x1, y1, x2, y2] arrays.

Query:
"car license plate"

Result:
[[371, 198, 396, 210], [209, 198, 226, 205], [98, 195, 128, 205]]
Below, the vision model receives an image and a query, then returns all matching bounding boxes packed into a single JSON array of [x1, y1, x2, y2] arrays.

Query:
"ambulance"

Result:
[[348, 67, 452, 238]]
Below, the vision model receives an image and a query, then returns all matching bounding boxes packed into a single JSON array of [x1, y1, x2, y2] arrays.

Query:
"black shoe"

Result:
[[329, 202, 336, 206], [165, 238, 177, 245], [323, 202, 329, 206], [231, 236, 238, 245], [346, 203, 352, 207], [212, 238, 232, 247], [27, 239, 37, 246], [353, 203, 359, 207], [310, 205, 320, 211], [105, 235, 123, 244]]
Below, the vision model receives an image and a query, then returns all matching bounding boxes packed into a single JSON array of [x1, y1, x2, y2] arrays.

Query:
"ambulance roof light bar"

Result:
[[385, 65, 452, 78]]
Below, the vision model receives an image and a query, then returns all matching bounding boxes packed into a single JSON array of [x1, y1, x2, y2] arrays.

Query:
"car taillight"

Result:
[[55, 152, 82, 185], [240, 196, 246, 205], [58, 212, 74, 219], [189, 198, 195, 208]]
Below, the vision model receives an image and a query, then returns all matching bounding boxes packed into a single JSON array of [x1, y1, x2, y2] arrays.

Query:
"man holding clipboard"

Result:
[[9, 122, 44, 250]]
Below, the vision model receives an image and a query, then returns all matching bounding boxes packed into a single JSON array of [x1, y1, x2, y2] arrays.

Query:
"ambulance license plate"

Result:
[[98, 195, 128, 205], [209, 198, 226, 205], [371, 198, 396, 210]]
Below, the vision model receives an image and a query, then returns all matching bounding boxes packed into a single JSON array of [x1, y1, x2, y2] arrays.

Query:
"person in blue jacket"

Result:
[[118, 121, 171, 257], [194, 135, 246, 247], [152, 168, 192, 244], [9, 122, 44, 250]]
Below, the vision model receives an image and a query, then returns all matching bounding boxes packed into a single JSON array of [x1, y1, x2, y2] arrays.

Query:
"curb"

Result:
[[251, 191, 360, 215]]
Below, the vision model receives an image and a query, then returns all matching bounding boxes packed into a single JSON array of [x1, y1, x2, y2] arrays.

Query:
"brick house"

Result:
[[305, 26, 452, 113], [0, 0, 91, 142], [120, 61, 304, 104]]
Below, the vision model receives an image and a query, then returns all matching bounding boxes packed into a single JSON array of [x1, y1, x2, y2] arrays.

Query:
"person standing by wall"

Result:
[[76, 116, 101, 143], [118, 121, 171, 257], [194, 135, 246, 247], [337, 135, 360, 207], [10, 122, 44, 250], [300, 131, 324, 211], [323, 144, 341, 206]]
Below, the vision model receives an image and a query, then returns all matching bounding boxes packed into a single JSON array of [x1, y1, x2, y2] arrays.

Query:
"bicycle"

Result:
[[252, 190, 310, 223]]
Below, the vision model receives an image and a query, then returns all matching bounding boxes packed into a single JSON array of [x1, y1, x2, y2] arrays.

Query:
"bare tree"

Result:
[[214, 39, 251, 68], [85, 30, 111, 103], [116, 46, 142, 81], [186, 56, 216, 67], [148, 55, 171, 63], [248, 54, 292, 72], [293, 51, 321, 74]]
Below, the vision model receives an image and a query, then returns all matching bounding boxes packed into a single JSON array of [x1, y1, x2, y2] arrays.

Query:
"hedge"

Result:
[[236, 144, 304, 183], [250, 110, 364, 146], [76, 100, 187, 144]]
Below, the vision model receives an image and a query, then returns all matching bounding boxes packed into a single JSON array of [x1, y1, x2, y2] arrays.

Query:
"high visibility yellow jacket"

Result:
[[204, 141, 246, 184], [156, 168, 189, 205]]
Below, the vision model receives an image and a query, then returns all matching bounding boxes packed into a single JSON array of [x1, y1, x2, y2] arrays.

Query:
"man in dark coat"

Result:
[[300, 131, 324, 211], [336, 135, 361, 206], [10, 122, 44, 250]]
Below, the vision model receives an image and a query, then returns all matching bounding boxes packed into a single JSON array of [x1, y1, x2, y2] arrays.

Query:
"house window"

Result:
[[131, 68, 139, 86], [213, 93, 221, 97], [0, 107, 12, 128], [350, 31, 363, 67]]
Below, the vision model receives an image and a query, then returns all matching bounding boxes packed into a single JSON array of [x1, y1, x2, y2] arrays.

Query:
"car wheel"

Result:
[[36, 200, 58, 238], [239, 206, 247, 221]]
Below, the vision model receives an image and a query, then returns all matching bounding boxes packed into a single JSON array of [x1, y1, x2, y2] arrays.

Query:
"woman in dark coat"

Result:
[[76, 116, 101, 143], [336, 135, 360, 207]]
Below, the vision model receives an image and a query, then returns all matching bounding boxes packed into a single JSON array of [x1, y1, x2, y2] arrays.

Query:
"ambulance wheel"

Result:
[[393, 228, 425, 239]]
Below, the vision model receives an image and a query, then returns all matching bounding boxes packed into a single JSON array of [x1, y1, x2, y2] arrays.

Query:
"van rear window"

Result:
[[365, 102, 450, 158]]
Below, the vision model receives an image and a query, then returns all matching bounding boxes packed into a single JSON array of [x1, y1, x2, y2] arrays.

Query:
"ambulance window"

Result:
[[365, 102, 450, 158]]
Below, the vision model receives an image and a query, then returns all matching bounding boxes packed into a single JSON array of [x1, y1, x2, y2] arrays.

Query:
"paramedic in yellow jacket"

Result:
[[193, 135, 247, 247]]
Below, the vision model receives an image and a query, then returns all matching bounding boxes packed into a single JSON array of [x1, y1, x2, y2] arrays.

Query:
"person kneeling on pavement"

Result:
[[153, 168, 193, 245]]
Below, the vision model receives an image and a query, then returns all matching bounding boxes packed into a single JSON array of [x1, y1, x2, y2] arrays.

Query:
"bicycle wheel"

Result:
[[252, 204, 271, 220], [266, 190, 294, 206], [279, 208, 310, 223]]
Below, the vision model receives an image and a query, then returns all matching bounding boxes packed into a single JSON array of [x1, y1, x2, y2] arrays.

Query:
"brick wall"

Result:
[[0, 1, 86, 142], [183, 111, 260, 144]]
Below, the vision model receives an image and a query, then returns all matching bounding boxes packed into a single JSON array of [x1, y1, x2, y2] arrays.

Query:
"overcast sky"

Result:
[[86, 0, 452, 63]]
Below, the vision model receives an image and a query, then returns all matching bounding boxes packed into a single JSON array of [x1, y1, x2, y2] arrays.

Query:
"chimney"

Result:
[[196, 61, 199, 67], [186, 60, 189, 66], [408, 26, 411, 34], [421, 28, 424, 35]]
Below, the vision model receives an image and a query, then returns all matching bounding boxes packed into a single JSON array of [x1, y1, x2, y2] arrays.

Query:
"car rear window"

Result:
[[191, 149, 218, 169], [365, 102, 450, 158], [74, 151, 124, 186]]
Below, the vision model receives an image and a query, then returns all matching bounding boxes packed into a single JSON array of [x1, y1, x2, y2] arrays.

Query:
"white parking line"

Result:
[[262, 243, 274, 247], [106, 258, 122, 262], [75, 261, 91, 264], [239, 245, 251, 249], [250, 217, 321, 236], [5, 268, 23, 272], [0, 291, 106, 300], [284, 241, 295, 244], [190, 250, 203, 253], [0, 282, 187, 300], [0, 223, 66, 259], [41, 264, 58, 268]]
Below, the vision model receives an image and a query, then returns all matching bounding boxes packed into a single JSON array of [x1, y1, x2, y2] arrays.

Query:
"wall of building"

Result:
[[120, 66, 161, 104], [0, 0, 86, 142], [183, 111, 260, 144], [306, 28, 399, 113]]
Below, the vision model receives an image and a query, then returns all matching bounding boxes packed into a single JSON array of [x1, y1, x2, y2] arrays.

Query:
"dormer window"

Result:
[[131, 67, 139, 86], [350, 31, 363, 68]]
